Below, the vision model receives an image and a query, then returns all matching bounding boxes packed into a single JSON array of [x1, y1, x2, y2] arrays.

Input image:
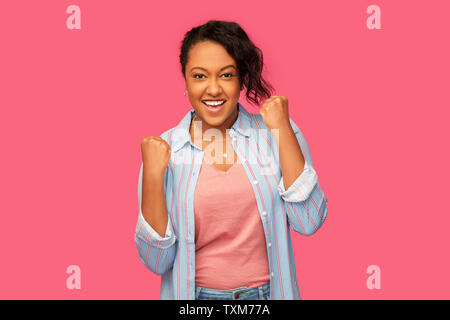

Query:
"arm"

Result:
[[141, 162, 169, 238], [135, 143, 177, 275], [276, 118, 328, 236]]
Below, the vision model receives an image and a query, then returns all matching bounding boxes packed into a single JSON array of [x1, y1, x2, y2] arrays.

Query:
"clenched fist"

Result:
[[141, 136, 172, 178], [259, 95, 291, 130]]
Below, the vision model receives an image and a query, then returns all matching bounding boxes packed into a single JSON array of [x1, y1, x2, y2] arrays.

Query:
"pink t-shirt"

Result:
[[194, 156, 271, 290]]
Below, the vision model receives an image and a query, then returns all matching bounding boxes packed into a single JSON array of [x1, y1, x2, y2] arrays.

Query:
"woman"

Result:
[[135, 20, 328, 300]]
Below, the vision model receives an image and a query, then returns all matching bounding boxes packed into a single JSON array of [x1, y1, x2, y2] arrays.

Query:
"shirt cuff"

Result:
[[136, 209, 176, 249], [277, 162, 318, 202]]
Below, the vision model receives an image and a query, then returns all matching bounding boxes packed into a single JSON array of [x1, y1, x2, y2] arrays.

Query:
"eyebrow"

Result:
[[190, 65, 237, 72]]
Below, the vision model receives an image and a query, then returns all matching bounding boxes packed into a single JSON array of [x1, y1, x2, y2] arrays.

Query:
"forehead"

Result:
[[187, 41, 236, 70]]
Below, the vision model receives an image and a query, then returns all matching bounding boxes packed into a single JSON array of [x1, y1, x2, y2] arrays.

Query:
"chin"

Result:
[[202, 115, 225, 127]]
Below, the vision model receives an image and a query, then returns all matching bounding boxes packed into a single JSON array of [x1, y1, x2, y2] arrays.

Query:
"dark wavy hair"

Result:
[[179, 20, 274, 106]]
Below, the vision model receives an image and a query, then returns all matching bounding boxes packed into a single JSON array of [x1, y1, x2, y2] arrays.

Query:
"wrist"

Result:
[[278, 120, 294, 136], [143, 163, 166, 180]]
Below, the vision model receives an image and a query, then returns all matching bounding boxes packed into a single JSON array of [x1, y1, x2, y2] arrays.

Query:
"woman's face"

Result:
[[184, 40, 243, 129]]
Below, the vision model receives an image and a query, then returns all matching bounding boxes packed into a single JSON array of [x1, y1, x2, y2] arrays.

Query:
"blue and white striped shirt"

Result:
[[135, 102, 328, 299]]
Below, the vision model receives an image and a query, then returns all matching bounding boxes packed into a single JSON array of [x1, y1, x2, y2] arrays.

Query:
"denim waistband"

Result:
[[195, 282, 270, 300]]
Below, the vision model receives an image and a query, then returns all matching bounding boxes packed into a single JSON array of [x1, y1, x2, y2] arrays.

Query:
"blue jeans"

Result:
[[195, 282, 270, 300]]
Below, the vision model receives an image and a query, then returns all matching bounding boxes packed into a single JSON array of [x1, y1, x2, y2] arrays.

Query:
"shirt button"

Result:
[[242, 158, 247, 163], [262, 211, 267, 216], [271, 272, 274, 277], [253, 180, 258, 185], [268, 242, 272, 247], [223, 153, 227, 157]]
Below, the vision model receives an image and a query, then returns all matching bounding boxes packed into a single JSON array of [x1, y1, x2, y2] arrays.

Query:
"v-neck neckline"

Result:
[[204, 158, 239, 174]]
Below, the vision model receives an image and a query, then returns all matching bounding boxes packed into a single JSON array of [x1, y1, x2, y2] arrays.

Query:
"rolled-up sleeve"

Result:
[[135, 208, 176, 249], [277, 161, 318, 202]]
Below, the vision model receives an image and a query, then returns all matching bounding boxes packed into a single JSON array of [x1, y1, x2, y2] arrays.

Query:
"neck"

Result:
[[190, 107, 239, 148], [192, 107, 239, 138]]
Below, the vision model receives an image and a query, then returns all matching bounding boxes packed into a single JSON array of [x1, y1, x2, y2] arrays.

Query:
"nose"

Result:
[[206, 78, 223, 96]]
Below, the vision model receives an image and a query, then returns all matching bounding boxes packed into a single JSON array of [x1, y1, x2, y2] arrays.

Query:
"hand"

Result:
[[259, 95, 291, 130], [141, 136, 172, 177]]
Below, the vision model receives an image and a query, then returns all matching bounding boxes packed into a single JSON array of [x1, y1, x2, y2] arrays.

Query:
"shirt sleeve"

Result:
[[274, 117, 328, 236], [277, 161, 318, 202]]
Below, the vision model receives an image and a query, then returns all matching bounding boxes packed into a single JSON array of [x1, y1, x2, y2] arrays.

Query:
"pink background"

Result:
[[0, 0, 449, 299]]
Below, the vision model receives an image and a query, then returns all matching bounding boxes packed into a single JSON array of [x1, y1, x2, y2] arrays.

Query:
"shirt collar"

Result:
[[171, 102, 252, 153]]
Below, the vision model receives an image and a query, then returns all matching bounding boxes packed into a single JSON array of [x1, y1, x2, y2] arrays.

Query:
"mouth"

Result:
[[201, 100, 227, 114]]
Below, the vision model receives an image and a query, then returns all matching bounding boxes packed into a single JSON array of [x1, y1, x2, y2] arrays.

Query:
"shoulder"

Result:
[[243, 111, 272, 133], [248, 112, 267, 130], [159, 127, 177, 145]]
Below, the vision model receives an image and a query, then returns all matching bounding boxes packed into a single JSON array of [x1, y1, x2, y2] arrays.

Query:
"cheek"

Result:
[[221, 87, 240, 101], [187, 86, 203, 97], [189, 92, 204, 105]]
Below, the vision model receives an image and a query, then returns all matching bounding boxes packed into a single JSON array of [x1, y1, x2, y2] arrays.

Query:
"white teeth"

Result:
[[203, 100, 225, 106]]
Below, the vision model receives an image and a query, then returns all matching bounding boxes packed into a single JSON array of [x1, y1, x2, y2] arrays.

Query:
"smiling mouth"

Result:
[[201, 100, 227, 107]]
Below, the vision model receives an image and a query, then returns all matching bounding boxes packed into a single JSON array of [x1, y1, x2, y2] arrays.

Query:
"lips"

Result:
[[201, 100, 227, 106], [202, 100, 226, 114]]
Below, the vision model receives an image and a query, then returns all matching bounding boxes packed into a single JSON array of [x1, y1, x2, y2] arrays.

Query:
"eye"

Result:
[[193, 74, 205, 79], [221, 73, 233, 78]]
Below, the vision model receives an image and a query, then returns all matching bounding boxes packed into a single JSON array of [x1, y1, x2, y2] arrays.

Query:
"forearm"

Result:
[[277, 123, 305, 190], [141, 162, 169, 238]]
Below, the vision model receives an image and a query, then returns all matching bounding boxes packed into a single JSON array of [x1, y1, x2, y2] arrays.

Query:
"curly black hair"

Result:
[[179, 20, 274, 106]]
